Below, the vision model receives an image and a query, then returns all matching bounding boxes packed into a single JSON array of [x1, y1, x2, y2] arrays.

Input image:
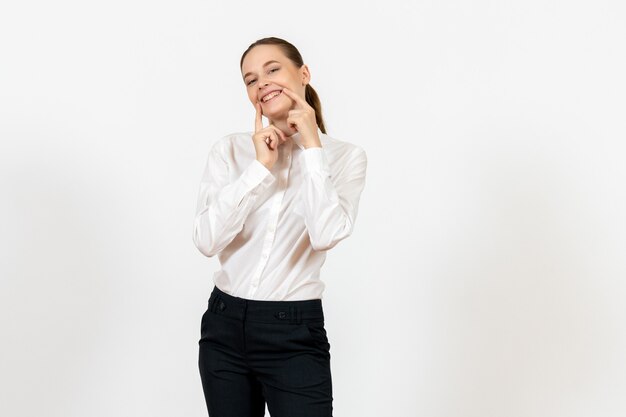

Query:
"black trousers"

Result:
[[198, 284, 333, 417]]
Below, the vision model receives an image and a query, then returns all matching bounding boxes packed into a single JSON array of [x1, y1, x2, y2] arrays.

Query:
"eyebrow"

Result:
[[243, 60, 281, 80]]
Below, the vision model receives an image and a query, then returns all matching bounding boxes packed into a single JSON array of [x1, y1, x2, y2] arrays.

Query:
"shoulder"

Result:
[[217, 131, 252, 145], [209, 131, 252, 154], [320, 131, 367, 161]]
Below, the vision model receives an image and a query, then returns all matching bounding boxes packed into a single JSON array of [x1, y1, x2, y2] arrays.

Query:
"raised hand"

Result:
[[281, 87, 321, 148], [252, 100, 287, 170]]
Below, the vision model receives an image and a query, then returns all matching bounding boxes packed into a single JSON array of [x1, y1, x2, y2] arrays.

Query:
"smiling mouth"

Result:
[[262, 90, 283, 103]]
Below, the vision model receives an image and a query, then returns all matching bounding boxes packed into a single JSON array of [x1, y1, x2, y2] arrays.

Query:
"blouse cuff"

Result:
[[301, 147, 331, 177], [240, 159, 276, 193]]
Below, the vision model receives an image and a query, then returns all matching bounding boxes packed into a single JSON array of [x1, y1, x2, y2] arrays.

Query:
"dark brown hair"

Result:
[[240, 37, 326, 134]]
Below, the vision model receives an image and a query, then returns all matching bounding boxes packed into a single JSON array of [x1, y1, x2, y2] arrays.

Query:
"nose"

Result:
[[257, 82, 269, 99]]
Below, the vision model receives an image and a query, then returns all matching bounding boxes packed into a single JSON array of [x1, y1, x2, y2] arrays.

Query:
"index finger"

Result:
[[254, 100, 264, 132], [280, 87, 308, 108]]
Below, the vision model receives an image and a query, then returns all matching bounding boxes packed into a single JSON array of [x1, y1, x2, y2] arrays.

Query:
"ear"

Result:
[[301, 64, 311, 86]]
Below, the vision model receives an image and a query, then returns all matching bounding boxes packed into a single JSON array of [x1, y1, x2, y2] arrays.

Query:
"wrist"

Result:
[[257, 158, 273, 170], [302, 133, 322, 149]]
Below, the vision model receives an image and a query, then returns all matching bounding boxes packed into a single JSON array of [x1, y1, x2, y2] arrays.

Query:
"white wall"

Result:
[[1, 1, 625, 416]]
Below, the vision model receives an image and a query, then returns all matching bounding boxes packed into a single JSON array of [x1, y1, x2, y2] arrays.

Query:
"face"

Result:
[[241, 44, 310, 120]]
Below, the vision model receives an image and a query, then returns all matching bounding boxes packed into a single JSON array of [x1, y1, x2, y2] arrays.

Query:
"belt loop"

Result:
[[289, 306, 301, 324]]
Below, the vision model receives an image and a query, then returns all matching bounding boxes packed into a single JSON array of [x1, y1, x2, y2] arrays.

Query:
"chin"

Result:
[[262, 106, 288, 119]]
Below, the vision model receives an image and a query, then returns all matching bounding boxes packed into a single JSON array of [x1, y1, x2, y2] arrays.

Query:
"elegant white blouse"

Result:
[[192, 126, 367, 301]]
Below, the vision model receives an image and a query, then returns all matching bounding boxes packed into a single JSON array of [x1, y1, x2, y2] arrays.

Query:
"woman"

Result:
[[192, 36, 367, 417]]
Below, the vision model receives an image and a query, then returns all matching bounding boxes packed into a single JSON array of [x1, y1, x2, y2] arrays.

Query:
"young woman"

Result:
[[192, 36, 368, 417]]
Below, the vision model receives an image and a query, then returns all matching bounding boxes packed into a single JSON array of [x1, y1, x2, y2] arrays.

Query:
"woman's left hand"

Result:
[[281, 87, 322, 148]]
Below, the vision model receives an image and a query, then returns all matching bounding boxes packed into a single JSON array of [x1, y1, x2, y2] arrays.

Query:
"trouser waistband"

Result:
[[208, 285, 324, 324]]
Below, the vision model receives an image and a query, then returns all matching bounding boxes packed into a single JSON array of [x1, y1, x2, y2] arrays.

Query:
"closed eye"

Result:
[[246, 67, 280, 86]]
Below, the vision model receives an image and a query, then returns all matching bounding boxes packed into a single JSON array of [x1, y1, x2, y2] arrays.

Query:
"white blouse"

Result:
[[192, 126, 367, 301]]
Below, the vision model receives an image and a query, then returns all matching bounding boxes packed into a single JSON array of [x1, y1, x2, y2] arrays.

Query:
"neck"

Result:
[[268, 118, 299, 137]]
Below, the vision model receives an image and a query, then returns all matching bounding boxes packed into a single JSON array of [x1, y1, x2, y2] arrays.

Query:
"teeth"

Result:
[[262, 90, 281, 102]]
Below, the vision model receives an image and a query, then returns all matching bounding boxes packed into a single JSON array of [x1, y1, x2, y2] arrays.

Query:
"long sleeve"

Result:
[[192, 138, 276, 257], [299, 146, 368, 251]]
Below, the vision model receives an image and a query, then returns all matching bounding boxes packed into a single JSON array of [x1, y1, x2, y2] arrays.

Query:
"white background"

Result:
[[1, 1, 625, 416]]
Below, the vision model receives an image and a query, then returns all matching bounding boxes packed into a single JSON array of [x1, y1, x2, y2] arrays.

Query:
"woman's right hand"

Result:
[[253, 100, 287, 170]]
